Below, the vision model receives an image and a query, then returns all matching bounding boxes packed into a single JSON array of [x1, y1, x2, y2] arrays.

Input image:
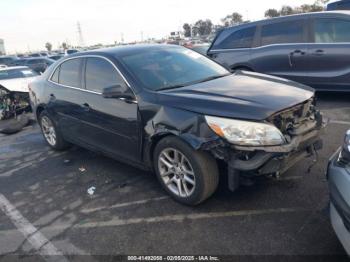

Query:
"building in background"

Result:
[[0, 39, 5, 55]]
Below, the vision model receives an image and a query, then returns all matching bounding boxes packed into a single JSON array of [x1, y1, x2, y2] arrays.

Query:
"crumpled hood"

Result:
[[156, 71, 314, 120], [0, 77, 37, 93]]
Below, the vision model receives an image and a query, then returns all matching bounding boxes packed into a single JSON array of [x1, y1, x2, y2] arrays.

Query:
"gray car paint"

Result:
[[208, 11, 350, 91]]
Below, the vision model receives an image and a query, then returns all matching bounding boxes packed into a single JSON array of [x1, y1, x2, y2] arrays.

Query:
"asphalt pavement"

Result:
[[0, 92, 350, 261]]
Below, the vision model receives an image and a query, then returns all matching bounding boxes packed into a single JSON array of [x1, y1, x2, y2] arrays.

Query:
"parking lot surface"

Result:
[[0, 93, 350, 260]]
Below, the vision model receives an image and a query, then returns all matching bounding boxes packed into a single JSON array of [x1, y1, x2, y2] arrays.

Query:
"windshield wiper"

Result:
[[157, 84, 186, 91], [195, 73, 231, 84], [157, 73, 231, 91]]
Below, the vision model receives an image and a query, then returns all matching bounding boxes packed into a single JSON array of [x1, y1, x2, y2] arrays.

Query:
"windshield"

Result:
[[0, 68, 39, 80], [119, 46, 229, 91]]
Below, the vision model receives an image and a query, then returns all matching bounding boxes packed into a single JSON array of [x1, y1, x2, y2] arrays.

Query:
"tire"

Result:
[[38, 110, 70, 150], [153, 136, 219, 205]]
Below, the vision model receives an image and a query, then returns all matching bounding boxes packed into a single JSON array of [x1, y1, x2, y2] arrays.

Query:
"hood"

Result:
[[0, 77, 37, 93], [156, 71, 314, 121]]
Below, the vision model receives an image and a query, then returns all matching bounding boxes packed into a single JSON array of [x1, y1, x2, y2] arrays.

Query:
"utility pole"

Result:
[[77, 21, 85, 47]]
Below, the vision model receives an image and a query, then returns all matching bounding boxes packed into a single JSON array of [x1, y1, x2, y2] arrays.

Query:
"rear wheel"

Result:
[[39, 110, 69, 150], [154, 136, 219, 205]]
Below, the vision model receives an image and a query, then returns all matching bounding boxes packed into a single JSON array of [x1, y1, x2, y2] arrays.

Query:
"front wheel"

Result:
[[39, 110, 70, 150], [154, 136, 219, 205]]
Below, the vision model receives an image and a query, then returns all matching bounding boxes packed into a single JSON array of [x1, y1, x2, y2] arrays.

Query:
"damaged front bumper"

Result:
[[205, 109, 325, 192]]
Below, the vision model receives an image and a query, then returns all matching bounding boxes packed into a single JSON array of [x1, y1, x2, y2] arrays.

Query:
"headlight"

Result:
[[205, 115, 285, 146]]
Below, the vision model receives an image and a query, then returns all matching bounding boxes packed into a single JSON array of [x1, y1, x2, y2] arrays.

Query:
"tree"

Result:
[[45, 42, 52, 52], [61, 42, 68, 50], [194, 19, 213, 36], [265, 9, 280, 18], [280, 5, 294, 16], [183, 23, 191, 38], [221, 12, 243, 27]]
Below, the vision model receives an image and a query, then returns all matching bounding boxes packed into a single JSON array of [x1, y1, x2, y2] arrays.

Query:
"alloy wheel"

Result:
[[41, 116, 57, 146], [158, 148, 196, 198]]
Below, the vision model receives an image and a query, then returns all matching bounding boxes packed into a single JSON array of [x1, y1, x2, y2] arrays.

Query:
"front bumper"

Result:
[[328, 150, 350, 254]]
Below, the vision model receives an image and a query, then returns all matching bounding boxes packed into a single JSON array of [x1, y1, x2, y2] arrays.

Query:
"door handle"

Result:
[[312, 49, 324, 56], [81, 103, 90, 111], [291, 49, 306, 55], [49, 94, 56, 101], [288, 50, 306, 67]]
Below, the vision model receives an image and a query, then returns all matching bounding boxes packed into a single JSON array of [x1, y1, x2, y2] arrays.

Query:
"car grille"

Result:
[[267, 97, 317, 136]]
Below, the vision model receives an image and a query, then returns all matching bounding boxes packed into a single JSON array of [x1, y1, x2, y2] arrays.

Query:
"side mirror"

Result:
[[102, 85, 135, 101]]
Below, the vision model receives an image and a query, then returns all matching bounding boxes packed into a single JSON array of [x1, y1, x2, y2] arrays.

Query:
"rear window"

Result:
[[314, 18, 350, 43], [58, 58, 82, 88], [212, 26, 256, 49], [261, 20, 304, 46]]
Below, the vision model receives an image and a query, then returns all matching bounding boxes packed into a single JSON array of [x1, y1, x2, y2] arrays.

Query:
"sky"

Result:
[[1, 0, 320, 53]]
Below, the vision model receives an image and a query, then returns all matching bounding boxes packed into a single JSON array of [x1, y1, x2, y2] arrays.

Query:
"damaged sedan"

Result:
[[0, 66, 38, 119], [29, 45, 324, 205]]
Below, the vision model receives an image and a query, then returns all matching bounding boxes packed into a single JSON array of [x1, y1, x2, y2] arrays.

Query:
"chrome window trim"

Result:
[[47, 54, 135, 97]]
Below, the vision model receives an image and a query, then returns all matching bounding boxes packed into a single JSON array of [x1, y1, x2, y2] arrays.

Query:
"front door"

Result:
[[251, 19, 309, 82], [78, 56, 140, 163]]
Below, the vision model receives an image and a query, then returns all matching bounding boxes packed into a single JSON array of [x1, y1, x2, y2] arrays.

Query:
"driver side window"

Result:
[[85, 57, 127, 93]]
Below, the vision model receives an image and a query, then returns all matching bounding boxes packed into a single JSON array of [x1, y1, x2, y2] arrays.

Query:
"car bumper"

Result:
[[228, 129, 323, 176], [328, 149, 350, 255]]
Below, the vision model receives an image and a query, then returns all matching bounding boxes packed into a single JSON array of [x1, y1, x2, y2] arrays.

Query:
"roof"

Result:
[[222, 11, 350, 31], [68, 44, 181, 58]]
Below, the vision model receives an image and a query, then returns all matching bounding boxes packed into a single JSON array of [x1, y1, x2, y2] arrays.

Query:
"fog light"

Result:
[[338, 130, 350, 164]]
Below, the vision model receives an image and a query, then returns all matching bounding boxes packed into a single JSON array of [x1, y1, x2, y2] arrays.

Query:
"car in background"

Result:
[[29, 45, 323, 205], [188, 44, 210, 56], [29, 53, 42, 58], [48, 54, 64, 61], [327, 130, 350, 254], [0, 66, 38, 119], [9, 58, 29, 66], [65, 49, 79, 56], [0, 56, 19, 67], [327, 0, 350, 10], [23, 57, 55, 73], [208, 11, 350, 91]]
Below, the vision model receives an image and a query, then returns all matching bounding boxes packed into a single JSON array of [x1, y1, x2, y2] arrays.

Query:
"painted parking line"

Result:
[[329, 120, 350, 126], [0, 194, 68, 262], [81, 196, 170, 213]]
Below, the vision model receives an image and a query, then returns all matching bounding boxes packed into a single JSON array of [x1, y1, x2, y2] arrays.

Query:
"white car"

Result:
[[0, 66, 38, 92], [0, 66, 39, 119]]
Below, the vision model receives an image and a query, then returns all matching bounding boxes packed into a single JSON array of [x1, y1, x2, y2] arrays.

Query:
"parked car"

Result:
[[48, 54, 64, 61], [0, 56, 19, 67], [327, 130, 350, 254], [188, 44, 210, 56], [0, 66, 38, 119], [327, 0, 350, 10], [29, 53, 42, 58], [9, 58, 29, 66], [29, 45, 323, 205], [65, 49, 79, 56], [208, 11, 350, 91], [24, 58, 55, 73]]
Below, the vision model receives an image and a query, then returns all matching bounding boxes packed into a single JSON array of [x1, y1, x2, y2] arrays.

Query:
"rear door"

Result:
[[251, 18, 309, 82], [306, 16, 350, 90], [46, 57, 86, 141]]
